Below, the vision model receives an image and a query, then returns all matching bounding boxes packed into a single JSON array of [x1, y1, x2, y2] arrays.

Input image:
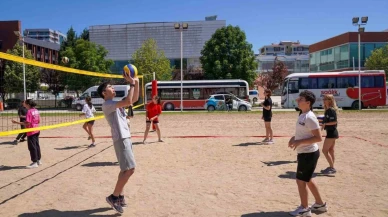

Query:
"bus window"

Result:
[[337, 76, 356, 88], [299, 78, 309, 89], [361, 76, 374, 88], [310, 78, 318, 89], [375, 75, 385, 88], [239, 87, 246, 98], [288, 80, 299, 93], [318, 77, 336, 88]]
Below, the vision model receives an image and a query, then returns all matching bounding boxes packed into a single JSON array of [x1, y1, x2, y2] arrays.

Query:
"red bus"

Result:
[[145, 79, 249, 110], [281, 70, 386, 109]]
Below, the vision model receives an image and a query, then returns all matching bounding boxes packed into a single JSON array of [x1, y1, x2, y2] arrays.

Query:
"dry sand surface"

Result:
[[0, 111, 388, 217]]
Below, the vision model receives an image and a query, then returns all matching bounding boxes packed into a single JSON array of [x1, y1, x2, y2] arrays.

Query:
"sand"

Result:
[[0, 111, 388, 217]]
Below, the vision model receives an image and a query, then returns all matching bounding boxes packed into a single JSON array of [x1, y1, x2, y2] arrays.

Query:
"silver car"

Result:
[[204, 94, 252, 111]]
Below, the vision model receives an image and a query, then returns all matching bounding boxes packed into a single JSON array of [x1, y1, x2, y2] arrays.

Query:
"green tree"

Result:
[[365, 45, 388, 77], [200, 25, 258, 85], [132, 38, 173, 83], [60, 27, 77, 53], [59, 39, 114, 94], [3, 42, 40, 99], [80, 28, 89, 41]]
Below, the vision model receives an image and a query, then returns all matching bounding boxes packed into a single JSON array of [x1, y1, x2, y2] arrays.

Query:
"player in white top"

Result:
[[288, 90, 328, 216], [79, 96, 96, 147]]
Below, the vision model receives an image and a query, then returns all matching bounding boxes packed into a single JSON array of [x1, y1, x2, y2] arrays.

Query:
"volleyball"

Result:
[[62, 57, 69, 64], [123, 64, 138, 78]]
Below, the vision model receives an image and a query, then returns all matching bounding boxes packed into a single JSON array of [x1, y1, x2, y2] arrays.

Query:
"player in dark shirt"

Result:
[[321, 94, 339, 174], [260, 89, 273, 144], [14, 100, 28, 144]]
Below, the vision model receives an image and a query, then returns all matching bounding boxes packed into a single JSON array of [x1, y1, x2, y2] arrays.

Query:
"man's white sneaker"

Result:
[[26, 162, 39, 169], [310, 202, 328, 212], [289, 206, 312, 216], [37, 160, 42, 165]]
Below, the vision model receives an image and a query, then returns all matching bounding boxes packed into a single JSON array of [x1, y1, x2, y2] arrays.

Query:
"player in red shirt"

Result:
[[143, 96, 163, 144]]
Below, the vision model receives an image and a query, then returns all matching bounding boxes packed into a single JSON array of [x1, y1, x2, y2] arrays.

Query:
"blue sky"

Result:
[[2, 0, 387, 52]]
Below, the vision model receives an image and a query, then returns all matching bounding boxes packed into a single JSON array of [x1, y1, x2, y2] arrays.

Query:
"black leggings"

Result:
[[27, 132, 41, 162]]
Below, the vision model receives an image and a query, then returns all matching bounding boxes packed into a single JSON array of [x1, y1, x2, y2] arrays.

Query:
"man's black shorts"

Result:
[[296, 150, 320, 182]]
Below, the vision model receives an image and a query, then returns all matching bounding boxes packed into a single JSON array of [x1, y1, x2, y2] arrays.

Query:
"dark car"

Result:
[[5, 98, 22, 109]]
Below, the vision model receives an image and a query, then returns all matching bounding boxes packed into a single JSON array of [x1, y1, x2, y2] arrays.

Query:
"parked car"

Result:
[[204, 94, 252, 111], [248, 90, 259, 104], [4, 98, 21, 109]]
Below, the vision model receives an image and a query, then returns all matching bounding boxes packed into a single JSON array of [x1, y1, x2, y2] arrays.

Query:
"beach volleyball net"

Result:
[[0, 52, 146, 137]]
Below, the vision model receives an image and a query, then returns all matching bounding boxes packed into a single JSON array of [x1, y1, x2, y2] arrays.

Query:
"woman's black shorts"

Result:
[[326, 129, 339, 139]]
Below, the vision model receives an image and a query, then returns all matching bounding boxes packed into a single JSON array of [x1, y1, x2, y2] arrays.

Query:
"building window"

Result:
[[274, 47, 280, 52]]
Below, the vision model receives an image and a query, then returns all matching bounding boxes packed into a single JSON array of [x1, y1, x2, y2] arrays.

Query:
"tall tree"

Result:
[[200, 25, 258, 85], [365, 44, 388, 77], [132, 38, 173, 83], [3, 42, 40, 100], [59, 39, 114, 94], [40, 68, 65, 106], [255, 60, 288, 91], [80, 28, 89, 41]]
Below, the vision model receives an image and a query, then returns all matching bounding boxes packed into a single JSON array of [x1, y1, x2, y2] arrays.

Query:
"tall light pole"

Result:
[[14, 31, 26, 100], [352, 16, 368, 110], [174, 23, 188, 112]]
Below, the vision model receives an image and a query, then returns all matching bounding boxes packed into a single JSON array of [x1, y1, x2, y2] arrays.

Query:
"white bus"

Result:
[[281, 70, 387, 110]]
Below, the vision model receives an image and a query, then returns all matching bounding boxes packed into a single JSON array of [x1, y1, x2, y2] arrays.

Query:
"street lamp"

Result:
[[174, 23, 188, 112], [14, 31, 26, 100], [352, 16, 368, 110]]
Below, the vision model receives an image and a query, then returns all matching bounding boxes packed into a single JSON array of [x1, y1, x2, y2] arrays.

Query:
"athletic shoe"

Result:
[[20, 139, 26, 142], [262, 138, 269, 142], [322, 167, 336, 174], [13, 140, 19, 145], [119, 196, 128, 208], [289, 206, 312, 216], [310, 202, 328, 212], [37, 160, 42, 165], [266, 139, 275, 144], [106, 195, 124, 214], [88, 143, 96, 148], [26, 162, 39, 169]]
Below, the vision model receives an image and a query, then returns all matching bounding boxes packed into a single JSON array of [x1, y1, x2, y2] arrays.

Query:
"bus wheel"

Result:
[[238, 105, 247, 111], [164, 103, 175, 111], [207, 105, 215, 112], [351, 101, 363, 110]]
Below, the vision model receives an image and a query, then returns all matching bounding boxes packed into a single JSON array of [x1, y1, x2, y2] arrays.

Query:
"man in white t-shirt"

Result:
[[97, 73, 139, 214], [288, 90, 328, 216]]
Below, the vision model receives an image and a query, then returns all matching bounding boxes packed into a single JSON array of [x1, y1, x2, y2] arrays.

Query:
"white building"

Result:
[[24, 28, 67, 45], [259, 40, 309, 56], [257, 40, 310, 73]]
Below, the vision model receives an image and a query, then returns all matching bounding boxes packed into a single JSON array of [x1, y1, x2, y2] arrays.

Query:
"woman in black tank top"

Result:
[[321, 94, 339, 174]]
